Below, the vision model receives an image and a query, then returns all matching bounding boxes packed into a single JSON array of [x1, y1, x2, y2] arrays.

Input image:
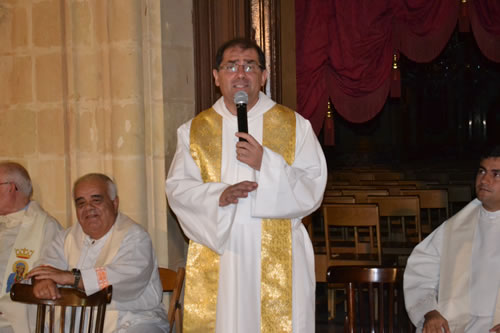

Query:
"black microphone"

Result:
[[234, 91, 248, 142]]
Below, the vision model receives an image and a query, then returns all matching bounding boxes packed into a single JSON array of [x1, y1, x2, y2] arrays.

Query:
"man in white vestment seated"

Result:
[[166, 38, 327, 332], [28, 173, 169, 333], [404, 145, 500, 333], [0, 161, 62, 333]]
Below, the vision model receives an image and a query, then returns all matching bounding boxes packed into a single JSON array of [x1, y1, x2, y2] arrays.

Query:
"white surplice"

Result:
[[165, 92, 328, 332], [39, 213, 169, 333], [0, 201, 62, 333], [404, 199, 500, 332]]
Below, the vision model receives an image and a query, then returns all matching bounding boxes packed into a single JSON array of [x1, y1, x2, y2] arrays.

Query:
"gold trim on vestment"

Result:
[[261, 106, 295, 333], [186, 105, 295, 332], [185, 108, 222, 332]]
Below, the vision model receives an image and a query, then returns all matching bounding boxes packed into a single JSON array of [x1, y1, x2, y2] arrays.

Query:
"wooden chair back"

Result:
[[322, 204, 382, 266], [306, 196, 356, 256], [10, 284, 112, 333], [331, 184, 417, 195], [367, 195, 422, 243], [323, 195, 355, 204], [400, 189, 449, 234], [367, 195, 421, 266], [324, 189, 343, 197], [313, 197, 356, 282], [372, 172, 404, 181], [436, 184, 472, 215], [327, 266, 414, 333], [341, 189, 388, 203], [159, 267, 185, 333]]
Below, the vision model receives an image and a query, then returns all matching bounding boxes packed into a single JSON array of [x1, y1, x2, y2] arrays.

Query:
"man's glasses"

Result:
[[219, 63, 263, 73]]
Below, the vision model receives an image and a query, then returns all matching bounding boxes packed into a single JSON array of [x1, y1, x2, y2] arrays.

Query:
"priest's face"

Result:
[[213, 46, 267, 115], [476, 157, 500, 212], [74, 178, 119, 240]]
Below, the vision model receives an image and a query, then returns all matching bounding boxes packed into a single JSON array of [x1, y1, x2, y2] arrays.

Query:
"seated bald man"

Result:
[[0, 161, 62, 333], [28, 173, 168, 333]]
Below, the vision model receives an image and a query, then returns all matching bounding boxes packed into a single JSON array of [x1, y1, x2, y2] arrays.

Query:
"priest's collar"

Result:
[[479, 205, 500, 220]]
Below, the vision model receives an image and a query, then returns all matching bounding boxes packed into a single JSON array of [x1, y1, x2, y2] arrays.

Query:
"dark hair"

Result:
[[479, 145, 500, 161], [214, 38, 266, 70]]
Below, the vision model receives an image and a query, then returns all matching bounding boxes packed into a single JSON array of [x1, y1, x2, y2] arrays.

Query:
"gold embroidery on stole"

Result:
[[261, 106, 295, 332], [187, 106, 295, 332], [186, 108, 222, 332]]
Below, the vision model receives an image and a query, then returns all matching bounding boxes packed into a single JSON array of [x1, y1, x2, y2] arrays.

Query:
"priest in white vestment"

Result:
[[28, 173, 169, 333], [404, 146, 500, 333], [0, 161, 62, 333], [166, 38, 327, 332]]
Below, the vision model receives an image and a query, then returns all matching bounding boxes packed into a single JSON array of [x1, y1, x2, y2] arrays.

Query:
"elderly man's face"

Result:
[[74, 178, 118, 240], [476, 157, 500, 212]]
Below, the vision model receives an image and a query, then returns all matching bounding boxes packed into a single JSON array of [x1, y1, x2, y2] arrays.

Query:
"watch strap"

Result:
[[71, 268, 81, 288]]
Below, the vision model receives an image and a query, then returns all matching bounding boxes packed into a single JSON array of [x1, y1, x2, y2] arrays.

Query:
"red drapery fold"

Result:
[[296, 0, 499, 138], [469, 0, 500, 62]]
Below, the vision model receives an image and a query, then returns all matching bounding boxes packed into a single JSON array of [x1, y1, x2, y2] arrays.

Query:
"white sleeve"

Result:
[[253, 114, 327, 220], [165, 121, 235, 255], [403, 223, 445, 327]]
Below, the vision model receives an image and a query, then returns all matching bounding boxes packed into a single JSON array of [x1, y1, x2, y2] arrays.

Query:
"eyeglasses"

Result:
[[219, 63, 262, 73]]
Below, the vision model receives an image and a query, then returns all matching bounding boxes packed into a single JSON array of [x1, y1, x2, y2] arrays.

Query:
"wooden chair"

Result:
[[308, 196, 356, 257], [322, 204, 382, 267], [400, 189, 449, 234], [327, 266, 414, 333], [314, 196, 356, 282], [322, 204, 382, 319], [447, 184, 472, 215], [10, 284, 112, 333], [159, 267, 185, 333], [367, 196, 421, 266]]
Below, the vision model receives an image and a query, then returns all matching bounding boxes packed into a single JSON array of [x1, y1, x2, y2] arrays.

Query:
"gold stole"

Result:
[[439, 200, 500, 329], [64, 213, 134, 333], [185, 105, 296, 332]]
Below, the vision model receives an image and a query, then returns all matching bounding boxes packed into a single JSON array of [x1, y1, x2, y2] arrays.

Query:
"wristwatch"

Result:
[[71, 268, 81, 288]]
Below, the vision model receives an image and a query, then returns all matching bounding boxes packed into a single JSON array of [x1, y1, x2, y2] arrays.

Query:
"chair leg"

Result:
[[328, 287, 336, 320]]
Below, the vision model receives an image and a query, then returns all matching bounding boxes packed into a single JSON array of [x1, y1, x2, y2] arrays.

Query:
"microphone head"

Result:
[[234, 91, 248, 105]]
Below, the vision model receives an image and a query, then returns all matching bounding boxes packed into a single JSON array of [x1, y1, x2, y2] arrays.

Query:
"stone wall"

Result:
[[0, 0, 194, 267]]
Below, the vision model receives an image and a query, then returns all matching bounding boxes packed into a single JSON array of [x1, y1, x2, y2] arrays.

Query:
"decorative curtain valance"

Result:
[[296, 0, 500, 136]]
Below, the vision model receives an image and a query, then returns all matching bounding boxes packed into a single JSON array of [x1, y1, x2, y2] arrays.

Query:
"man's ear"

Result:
[[260, 69, 268, 87], [213, 69, 220, 87], [113, 196, 119, 213]]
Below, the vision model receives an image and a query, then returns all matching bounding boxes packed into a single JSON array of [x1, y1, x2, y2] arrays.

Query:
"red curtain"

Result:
[[469, 0, 500, 62], [296, 0, 500, 136]]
